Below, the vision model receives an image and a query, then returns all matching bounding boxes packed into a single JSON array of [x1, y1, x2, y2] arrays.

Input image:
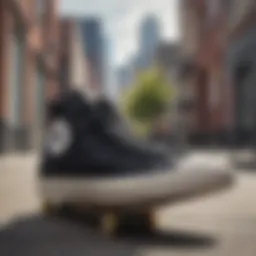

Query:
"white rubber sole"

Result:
[[38, 166, 234, 208]]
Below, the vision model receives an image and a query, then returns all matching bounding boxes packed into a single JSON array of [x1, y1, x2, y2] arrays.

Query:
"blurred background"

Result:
[[1, 0, 255, 152], [1, 1, 256, 255]]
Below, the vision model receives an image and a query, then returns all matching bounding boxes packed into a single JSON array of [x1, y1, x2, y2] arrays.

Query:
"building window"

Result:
[[223, 0, 234, 25], [35, 0, 46, 23], [59, 54, 69, 91], [223, 0, 232, 11], [8, 30, 24, 128], [35, 64, 45, 129], [207, 0, 219, 22], [235, 62, 256, 131], [209, 72, 220, 108]]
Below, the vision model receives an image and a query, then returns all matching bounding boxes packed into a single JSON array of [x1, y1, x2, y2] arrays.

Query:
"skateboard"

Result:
[[42, 201, 155, 235]]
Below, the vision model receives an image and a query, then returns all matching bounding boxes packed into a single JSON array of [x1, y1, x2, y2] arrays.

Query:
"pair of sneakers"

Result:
[[39, 91, 233, 208]]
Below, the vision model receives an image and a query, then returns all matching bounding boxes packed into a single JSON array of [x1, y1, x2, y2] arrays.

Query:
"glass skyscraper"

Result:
[[135, 15, 161, 69]]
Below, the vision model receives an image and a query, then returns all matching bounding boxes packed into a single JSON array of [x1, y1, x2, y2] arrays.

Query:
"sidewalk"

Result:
[[185, 147, 256, 170], [0, 151, 256, 256], [1, 151, 256, 256], [230, 149, 256, 169], [0, 152, 40, 226]]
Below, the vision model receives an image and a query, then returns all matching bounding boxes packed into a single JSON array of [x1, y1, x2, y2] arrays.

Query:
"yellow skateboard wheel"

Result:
[[100, 212, 119, 235]]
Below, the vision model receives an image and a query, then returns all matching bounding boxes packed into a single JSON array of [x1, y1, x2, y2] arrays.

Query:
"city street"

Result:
[[0, 152, 256, 256], [1, 0, 256, 255]]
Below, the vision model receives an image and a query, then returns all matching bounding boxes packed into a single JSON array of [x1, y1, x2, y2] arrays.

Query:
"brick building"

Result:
[[226, 0, 256, 146], [58, 18, 93, 98], [180, 0, 256, 146], [180, 0, 231, 145], [0, 0, 60, 152]]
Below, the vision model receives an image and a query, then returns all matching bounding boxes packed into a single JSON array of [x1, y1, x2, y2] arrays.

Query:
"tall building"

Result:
[[0, 0, 59, 152], [155, 42, 181, 76], [102, 36, 112, 96], [116, 65, 134, 90], [135, 15, 161, 70], [139, 15, 160, 55], [79, 18, 104, 93], [116, 15, 160, 93]]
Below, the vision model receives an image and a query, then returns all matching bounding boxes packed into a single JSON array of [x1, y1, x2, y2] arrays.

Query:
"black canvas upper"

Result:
[[93, 98, 169, 156], [40, 91, 171, 178]]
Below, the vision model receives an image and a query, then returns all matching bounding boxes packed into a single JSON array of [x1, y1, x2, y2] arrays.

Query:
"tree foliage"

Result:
[[123, 68, 176, 124]]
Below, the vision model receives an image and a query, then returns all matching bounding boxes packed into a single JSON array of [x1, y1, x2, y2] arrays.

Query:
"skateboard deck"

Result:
[[42, 201, 156, 235]]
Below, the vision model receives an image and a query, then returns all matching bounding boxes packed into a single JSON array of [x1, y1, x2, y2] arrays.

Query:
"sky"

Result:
[[59, 0, 180, 68]]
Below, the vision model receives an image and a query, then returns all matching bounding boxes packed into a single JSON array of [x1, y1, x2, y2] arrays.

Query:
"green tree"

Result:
[[122, 68, 176, 135]]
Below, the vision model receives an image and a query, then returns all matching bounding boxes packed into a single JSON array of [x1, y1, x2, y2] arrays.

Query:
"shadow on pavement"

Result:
[[230, 150, 256, 171], [0, 215, 216, 256], [118, 229, 216, 249], [233, 161, 256, 171], [0, 215, 139, 256]]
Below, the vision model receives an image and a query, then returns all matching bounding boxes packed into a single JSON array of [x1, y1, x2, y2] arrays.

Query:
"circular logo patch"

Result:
[[45, 119, 73, 156]]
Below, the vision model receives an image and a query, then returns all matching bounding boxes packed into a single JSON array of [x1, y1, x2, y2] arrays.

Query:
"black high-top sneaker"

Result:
[[93, 97, 183, 159], [39, 90, 233, 209], [91, 97, 171, 167]]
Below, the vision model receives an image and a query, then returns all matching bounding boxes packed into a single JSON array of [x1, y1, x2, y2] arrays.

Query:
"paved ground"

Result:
[[0, 152, 256, 256]]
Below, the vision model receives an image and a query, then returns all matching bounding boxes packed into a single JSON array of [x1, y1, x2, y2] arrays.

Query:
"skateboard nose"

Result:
[[174, 155, 234, 197], [203, 167, 234, 186], [183, 165, 234, 192]]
